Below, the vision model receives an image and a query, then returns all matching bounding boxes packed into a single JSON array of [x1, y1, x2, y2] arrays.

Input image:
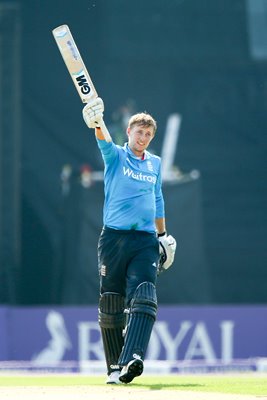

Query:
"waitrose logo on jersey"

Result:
[[123, 167, 156, 184]]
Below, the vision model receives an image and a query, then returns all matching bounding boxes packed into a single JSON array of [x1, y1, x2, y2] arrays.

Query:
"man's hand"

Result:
[[158, 233, 177, 274], [83, 97, 104, 129]]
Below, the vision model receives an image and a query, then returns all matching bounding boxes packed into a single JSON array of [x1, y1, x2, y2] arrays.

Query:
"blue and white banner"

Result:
[[1, 305, 267, 372]]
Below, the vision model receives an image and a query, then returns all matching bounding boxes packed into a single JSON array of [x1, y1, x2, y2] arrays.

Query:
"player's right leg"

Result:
[[98, 292, 126, 384], [97, 227, 128, 383]]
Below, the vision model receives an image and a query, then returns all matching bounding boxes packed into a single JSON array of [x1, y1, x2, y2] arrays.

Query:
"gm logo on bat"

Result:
[[76, 74, 91, 95]]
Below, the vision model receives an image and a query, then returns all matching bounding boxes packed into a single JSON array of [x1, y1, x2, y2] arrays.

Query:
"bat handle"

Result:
[[98, 119, 112, 142]]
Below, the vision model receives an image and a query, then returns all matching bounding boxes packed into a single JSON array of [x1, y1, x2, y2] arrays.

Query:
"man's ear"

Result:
[[126, 127, 130, 137]]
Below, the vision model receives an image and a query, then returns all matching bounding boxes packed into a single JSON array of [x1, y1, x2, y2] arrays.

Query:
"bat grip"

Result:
[[98, 119, 112, 142]]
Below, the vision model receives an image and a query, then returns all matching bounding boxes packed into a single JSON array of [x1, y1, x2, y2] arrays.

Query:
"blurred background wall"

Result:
[[0, 0, 266, 305]]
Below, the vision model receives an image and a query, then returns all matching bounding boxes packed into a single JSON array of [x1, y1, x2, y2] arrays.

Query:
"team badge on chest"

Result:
[[146, 161, 153, 172]]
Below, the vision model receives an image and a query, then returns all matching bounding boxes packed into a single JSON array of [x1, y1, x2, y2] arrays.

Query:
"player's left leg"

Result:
[[118, 281, 157, 383], [118, 232, 159, 383]]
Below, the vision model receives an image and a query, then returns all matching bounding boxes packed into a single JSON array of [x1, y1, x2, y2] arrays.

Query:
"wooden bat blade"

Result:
[[52, 24, 97, 103], [52, 24, 112, 142]]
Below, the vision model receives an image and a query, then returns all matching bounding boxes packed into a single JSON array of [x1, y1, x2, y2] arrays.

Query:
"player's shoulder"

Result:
[[115, 143, 126, 157], [115, 143, 124, 151], [146, 150, 161, 163]]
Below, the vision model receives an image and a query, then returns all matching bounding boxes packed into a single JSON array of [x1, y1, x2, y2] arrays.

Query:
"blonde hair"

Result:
[[128, 112, 157, 134]]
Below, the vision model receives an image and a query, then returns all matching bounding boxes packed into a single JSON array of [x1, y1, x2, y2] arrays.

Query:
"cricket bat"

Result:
[[52, 24, 111, 142]]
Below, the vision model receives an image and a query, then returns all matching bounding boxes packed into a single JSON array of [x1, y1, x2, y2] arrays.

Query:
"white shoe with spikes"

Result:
[[106, 370, 121, 384]]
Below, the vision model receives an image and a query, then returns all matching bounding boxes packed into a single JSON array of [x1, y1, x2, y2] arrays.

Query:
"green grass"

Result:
[[0, 374, 266, 395]]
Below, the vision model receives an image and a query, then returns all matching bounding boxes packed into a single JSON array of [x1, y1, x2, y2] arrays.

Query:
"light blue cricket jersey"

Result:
[[97, 139, 165, 233]]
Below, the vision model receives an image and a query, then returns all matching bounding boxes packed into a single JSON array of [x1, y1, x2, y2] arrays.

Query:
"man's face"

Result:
[[127, 124, 155, 157]]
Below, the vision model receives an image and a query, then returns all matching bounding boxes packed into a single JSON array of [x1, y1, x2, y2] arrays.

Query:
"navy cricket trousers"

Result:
[[97, 227, 160, 306]]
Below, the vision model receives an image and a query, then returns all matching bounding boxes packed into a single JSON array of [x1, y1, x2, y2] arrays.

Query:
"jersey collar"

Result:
[[124, 143, 148, 160]]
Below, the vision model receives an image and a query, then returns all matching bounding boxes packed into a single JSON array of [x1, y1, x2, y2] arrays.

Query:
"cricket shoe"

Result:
[[106, 370, 121, 384], [119, 359, 144, 384]]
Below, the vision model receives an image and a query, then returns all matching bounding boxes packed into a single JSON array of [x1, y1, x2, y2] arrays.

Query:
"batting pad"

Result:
[[118, 282, 157, 366], [99, 292, 126, 374]]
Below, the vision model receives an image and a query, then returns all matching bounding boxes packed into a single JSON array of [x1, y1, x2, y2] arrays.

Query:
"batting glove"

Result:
[[158, 233, 177, 274], [83, 97, 104, 129]]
